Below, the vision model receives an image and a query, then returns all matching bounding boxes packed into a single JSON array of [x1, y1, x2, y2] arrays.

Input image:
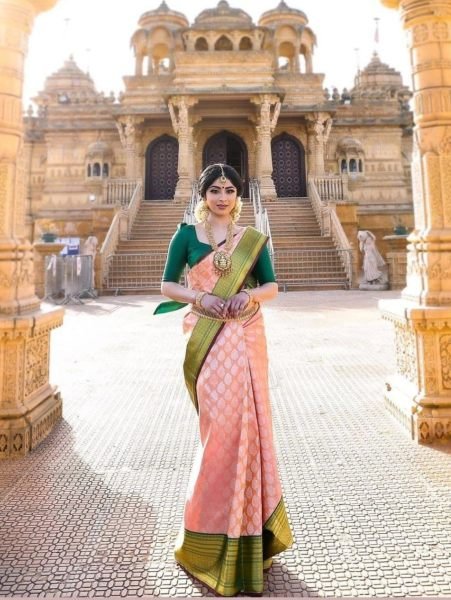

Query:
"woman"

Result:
[[155, 163, 293, 596]]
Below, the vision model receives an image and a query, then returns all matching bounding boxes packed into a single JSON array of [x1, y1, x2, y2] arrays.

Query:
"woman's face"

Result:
[[204, 177, 237, 219]]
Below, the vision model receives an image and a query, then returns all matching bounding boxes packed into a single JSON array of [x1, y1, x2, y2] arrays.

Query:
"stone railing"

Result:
[[250, 179, 274, 257], [183, 181, 199, 225], [312, 175, 349, 202], [103, 178, 141, 207], [99, 181, 142, 289], [309, 178, 353, 285]]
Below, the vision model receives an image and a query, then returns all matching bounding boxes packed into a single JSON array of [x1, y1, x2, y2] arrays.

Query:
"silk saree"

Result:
[[170, 227, 293, 596]]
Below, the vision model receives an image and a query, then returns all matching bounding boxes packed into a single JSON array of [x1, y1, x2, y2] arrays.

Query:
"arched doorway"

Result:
[[145, 135, 179, 200], [203, 131, 249, 196], [271, 133, 306, 197]]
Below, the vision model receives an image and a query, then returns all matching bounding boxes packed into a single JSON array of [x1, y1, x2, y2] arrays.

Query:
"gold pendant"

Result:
[[213, 250, 232, 276]]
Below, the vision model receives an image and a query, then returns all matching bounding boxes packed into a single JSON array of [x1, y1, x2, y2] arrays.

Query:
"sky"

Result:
[[23, 0, 412, 107]]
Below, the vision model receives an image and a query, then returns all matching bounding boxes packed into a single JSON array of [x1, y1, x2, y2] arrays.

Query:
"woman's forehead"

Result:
[[208, 177, 236, 189]]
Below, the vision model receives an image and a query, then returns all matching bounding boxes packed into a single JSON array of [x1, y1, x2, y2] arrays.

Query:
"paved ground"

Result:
[[1, 290, 451, 599]]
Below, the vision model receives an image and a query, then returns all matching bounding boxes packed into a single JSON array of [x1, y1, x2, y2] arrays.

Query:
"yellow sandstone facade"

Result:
[[24, 0, 414, 260], [2, 0, 451, 456]]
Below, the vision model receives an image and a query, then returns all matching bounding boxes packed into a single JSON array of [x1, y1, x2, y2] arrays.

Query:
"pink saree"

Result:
[[175, 227, 293, 596]]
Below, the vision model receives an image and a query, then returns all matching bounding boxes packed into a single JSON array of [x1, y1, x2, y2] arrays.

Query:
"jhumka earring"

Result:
[[197, 199, 210, 222]]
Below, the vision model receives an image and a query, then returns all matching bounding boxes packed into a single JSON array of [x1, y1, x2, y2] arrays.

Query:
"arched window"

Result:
[[239, 37, 253, 50], [215, 35, 233, 51], [341, 159, 347, 173], [87, 164, 92, 177], [93, 163, 101, 177], [195, 37, 208, 51], [349, 158, 357, 172], [359, 159, 363, 173], [103, 163, 109, 177]]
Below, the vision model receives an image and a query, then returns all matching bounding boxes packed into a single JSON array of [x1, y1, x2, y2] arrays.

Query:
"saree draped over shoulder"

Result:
[[175, 227, 293, 597]]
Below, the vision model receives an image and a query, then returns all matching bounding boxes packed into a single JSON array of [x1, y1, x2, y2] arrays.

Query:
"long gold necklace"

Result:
[[204, 220, 234, 276]]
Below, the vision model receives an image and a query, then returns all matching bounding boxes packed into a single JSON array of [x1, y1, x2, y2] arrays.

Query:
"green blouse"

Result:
[[162, 223, 276, 285]]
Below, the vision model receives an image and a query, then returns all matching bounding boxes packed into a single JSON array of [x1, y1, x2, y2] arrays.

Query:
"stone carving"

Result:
[[413, 23, 429, 43], [0, 164, 7, 236], [25, 334, 49, 398], [439, 334, 451, 389], [432, 22, 448, 40], [357, 230, 388, 289], [394, 322, 418, 384]]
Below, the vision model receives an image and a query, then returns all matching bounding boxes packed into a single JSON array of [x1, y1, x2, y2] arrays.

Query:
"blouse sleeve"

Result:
[[162, 224, 189, 283], [251, 243, 276, 284]]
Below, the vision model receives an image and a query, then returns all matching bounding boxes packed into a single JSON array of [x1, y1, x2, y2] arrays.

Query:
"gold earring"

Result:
[[230, 196, 242, 223], [195, 199, 210, 223]]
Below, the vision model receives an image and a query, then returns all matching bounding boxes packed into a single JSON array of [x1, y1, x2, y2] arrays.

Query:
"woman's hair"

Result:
[[198, 163, 243, 198]]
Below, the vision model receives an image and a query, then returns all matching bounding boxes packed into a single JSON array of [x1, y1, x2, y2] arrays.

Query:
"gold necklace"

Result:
[[204, 220, 234, 276]]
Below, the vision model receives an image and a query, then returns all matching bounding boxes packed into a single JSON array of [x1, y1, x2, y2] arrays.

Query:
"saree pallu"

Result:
[[175, 227, 293, 597]]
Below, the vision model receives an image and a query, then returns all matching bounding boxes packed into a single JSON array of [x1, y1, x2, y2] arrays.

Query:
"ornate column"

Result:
[[252, 94, 281, 201], [169, 96, 197, 203], [306, 112, 333, 177], [116, 116, 143, 180], [380, 0, 451, 443], [0, 0, 64, 458]]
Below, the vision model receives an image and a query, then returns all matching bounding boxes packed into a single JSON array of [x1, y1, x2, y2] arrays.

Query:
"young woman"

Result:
[[155, 163, 292, 596]]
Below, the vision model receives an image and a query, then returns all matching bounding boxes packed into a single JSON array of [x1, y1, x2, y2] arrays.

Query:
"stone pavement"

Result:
[[1, 290, 451, 599]]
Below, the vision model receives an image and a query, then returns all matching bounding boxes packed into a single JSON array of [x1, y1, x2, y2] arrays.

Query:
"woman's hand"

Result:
[[201, 293, 227, 317], [224, 291, 250, 318]]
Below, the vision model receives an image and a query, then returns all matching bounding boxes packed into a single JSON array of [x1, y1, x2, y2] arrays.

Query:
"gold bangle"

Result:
[[194, 291, 207, 307], [240, 289, 253, 307]]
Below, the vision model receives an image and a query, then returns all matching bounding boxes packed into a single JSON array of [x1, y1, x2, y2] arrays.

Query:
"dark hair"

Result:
[[198, 163, 243, 198]]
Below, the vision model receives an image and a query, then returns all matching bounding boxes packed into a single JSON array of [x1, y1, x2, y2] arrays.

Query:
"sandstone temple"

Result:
[[25, 0, 414, 293], [2, 0, 451, 456]]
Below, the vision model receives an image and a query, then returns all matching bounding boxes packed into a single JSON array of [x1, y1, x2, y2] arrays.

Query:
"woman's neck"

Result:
[[206, 214, 232, 227]]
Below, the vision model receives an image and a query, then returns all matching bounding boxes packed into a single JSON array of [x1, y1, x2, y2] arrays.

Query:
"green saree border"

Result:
[[183, 226, 268, 412], [175, 497, 293, 596]]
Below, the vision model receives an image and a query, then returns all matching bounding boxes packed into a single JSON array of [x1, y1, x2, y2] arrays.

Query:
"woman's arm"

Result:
[[161, 281, 197, 304]]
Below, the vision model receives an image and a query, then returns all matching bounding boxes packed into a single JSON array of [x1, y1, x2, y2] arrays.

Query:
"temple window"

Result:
[[87, 164, 92, 177], [93, 163, 101, 177], [341, 159, 347, 173], [349, 158, 357, 172], [103, 163, 109, 177], [359, 159, 363, 173], [195, 37, 209, 51], [239, 37, 253, 51], [215, 35, 233, 51]]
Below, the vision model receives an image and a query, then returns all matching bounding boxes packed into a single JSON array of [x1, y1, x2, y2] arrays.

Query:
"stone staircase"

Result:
[[268, 198, 350, 290], [103, 201, 255, 294], [103, 198, 350, 294]]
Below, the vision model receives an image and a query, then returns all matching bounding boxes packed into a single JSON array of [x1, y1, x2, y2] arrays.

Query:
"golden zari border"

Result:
[[174, 498, 293, 597]]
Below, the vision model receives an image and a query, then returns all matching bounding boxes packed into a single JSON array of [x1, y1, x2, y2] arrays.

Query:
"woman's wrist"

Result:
[[194, 290, 208, 307], [240, 289, 254, 306]]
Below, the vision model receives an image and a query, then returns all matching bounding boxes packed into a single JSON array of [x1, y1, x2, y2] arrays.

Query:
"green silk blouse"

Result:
[[162, 223, 276, 285]]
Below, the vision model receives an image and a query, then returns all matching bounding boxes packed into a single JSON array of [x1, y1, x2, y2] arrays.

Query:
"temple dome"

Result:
[[258, 1, 308, 27], [194, 0, 253, 30], [43, 56, 96, 95], [139, 1, 188, 30], [354, 52, 405, 91], [86, 141, 113, 159], [337, 137, 364, 154]]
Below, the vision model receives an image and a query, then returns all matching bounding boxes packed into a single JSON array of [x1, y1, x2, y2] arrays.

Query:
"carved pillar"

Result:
[[306, 112, 332, 177], [169, 96, 197, 203], [252, 95, 280, 201], [379, 0, 451, 443], [0, 0, 64, 459], [116, 116, 143, 180]]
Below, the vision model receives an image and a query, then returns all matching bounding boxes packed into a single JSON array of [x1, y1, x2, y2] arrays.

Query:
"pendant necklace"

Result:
[[204, 220, 234, 276]]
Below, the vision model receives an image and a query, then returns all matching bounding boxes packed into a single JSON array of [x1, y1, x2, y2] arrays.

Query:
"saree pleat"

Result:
[[176, 228, 293, 596]]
